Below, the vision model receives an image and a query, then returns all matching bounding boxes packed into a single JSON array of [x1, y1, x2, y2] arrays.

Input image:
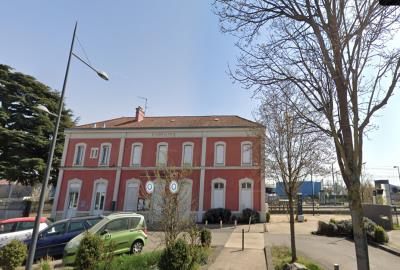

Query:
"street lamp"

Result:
[[26, 22, 108, 270], [394, 166, 400, 182]]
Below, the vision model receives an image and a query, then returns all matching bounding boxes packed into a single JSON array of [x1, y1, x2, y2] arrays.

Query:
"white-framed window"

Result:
[[73, 143, 86, 166], [99, 143, 111, 166], [131, 143, 143, 167], [211, 178, 226, 208], [182, 142, 194, 166], [90, 147, 99, 159], [241, 141, 252, 166], [156, 142, 168, 166], [214, 142, 226, 166], [239, 178, 253, 210]]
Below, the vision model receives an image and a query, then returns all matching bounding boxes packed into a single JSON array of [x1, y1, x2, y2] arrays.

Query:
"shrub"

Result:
[[158, 238, 192, 270], [241, 208, 260, 223], [75, 232, 105, 270], [316, 221, 337, 236], [97, 251, 162, 270], [203, 208, 231, 223], [336, 219, 353, 236], [200, 228, 212, 247], [374, 226, 389, 244], [190, 246, 210, 267], [0, 240, 27, 270], [266, 212, 271, 223], [35, 257, 53, 270], [363, 217, 378, 240]]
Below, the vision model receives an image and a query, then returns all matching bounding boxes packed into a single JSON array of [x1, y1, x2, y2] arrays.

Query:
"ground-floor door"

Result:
[[65, 182, 81, 218], [92, 182, 107, 216], [124, 181, 139, 212]]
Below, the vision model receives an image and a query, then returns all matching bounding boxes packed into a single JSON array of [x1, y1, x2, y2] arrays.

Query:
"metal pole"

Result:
[[334, 264, 339, 270], [311, 170, 314, 216], [26, 22, 77, 270], [331, 163, 335, 205], [242, 229, 244, 251]]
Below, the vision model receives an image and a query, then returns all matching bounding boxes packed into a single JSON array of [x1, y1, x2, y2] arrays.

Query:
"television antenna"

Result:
[[137, 96, 148, 113]]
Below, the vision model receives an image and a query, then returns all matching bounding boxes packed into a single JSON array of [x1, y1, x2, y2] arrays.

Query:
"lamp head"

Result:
[[97, 71, 109, 81], [36, 105, 56, 116]]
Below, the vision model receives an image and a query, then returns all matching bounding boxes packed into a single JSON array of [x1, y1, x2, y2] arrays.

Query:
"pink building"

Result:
[[51, 107, 266, 222]]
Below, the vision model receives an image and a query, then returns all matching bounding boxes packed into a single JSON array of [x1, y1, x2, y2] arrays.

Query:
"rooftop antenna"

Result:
[[138, 96, 148, 113]]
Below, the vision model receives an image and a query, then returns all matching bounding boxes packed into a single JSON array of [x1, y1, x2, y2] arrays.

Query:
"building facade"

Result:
[[51, 107, 266, 222]]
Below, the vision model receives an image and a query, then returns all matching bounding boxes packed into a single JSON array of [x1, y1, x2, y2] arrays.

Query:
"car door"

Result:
[[0, 222, 17, 247], [36, 222, 67, 259], [100, 218, 130, 254]]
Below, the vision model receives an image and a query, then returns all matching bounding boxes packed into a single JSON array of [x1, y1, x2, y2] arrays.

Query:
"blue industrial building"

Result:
[[276, 181, 322, 197]]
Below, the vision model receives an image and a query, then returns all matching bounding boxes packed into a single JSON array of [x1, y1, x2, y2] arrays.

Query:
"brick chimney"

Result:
[[135, 106, 145, 122]]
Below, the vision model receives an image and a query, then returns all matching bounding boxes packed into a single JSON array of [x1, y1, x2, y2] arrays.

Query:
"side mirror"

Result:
[[100, 229, 109, 236]]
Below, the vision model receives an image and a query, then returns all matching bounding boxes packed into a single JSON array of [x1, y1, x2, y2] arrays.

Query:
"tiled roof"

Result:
[[73, 115, 263, 129]]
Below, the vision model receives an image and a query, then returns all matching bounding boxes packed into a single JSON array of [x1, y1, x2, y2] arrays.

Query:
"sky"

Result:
[[0, 1, 399, 185]]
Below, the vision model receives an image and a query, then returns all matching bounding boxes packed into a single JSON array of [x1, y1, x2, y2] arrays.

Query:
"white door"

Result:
[[240, 182, 253, 210], [178, 181, 192, 219], [65, 183, 80, 218], [92, 182, 107, 216], [124, 182, 139, 212], [212, 182, 225, 208]]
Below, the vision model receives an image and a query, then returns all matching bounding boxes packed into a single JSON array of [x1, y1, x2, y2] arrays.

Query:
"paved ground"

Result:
[[266, 214, 400, 270], [208, 224, 267, 270]]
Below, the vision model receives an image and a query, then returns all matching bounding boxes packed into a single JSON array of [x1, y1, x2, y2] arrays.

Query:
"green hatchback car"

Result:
[[63, 213, 147, 265]]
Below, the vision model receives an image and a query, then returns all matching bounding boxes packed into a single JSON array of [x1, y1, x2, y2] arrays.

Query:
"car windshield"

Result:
[[88, 216, 110, 234], [86, 217, 102, 227]]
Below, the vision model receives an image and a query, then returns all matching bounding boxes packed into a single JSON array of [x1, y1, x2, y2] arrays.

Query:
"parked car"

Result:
[[63, 213, 147, 265], [24, 215, 104, 260], [0, 217, 50, 248]]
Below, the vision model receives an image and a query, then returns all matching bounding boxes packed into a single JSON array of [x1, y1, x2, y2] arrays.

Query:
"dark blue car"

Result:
[[25, 216, 103, 260]]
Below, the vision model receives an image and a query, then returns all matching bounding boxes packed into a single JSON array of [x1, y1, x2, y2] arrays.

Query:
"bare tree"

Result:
[[215, 1, 400, 268], [360, 172, 374, 203], [145, 166, 195, 246], [259, 91, 331, 262]]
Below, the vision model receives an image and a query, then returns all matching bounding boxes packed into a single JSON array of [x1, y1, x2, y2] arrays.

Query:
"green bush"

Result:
[[0, 240, 27, 270], [75, 232, 105, 270], [374, 226, 389, 244], [200, 228, 212, 247], [241, 208, 260, 224], [190, 246, 210, 267], [266, 212, 271, 223], [97, 251, 162, 270], [203, 208, 232, 223], [363, 217, 377, 240], [316, 221, 337, 236], [336, 219, 353, 236], [159, 239, 192, 270], [35, 257, 53, 270]]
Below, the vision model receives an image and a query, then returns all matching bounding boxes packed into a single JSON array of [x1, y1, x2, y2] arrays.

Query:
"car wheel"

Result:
[[131, 240, 143, 254]]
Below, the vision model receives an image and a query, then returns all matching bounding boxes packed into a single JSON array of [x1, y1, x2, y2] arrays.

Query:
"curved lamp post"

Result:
[[26, 22, 108, 270]]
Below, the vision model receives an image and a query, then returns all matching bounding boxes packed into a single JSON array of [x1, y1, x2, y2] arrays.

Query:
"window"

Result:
[[68, 221, 85, 233], [86, 217, 102, 227], [44, 223, 66, 237], [129, 217, 141, 229], [241, 142, 252, 165], [73, 144, 85, 166], [241, 182, 252, 189], [214, 182, 224, 189], [16, 221, 35, 231], [182, 143, 193, 166], [156, 143, 168, 166], [104, 218, 129, 232], [0, 222, 16, 234], [90, 147, 99, 159], [131, 143, 143, 166], [214, 142, 225, 166], [99, 143, 111, 166], [68, 191, 79, 208], [94, 189, 106, 210]]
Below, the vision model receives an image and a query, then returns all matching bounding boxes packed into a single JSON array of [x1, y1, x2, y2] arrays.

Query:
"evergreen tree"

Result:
[[0, 64, 74, 186]]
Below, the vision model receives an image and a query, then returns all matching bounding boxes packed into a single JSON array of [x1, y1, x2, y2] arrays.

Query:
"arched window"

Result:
[[73, 143, 86, 166], [99, 143, 112, 166], [211, 178, 226, 208], [182, 142, 194, 166], [131, 143, 143, 167], [214, 141, 226, 166], [241, 141, 252, 166], [156, 142, 168, 166]]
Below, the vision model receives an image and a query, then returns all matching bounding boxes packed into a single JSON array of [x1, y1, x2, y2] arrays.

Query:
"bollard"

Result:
[[334, 264, 339, 270], [242, 229, 244, 251], [234, 219, 237, 228], [220, 219, 222, 229], [205, 220, 208, 227], [248, 216, 252, 232]]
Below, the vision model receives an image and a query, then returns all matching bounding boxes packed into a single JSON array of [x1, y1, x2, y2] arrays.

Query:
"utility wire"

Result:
[[76, 35, 92, 66]]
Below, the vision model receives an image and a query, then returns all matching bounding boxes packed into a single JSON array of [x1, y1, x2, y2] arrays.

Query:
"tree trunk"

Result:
[[348, 181, 370, 270], [288, 194, 297, 262]]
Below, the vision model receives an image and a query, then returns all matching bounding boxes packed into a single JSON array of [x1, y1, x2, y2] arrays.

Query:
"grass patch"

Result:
[[271, 246, 324, 270], [97, 250, 162, 270]]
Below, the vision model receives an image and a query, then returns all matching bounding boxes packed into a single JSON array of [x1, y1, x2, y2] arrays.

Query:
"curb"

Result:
[[368, 241, 400, 257], [264, 246, 274, 270]]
